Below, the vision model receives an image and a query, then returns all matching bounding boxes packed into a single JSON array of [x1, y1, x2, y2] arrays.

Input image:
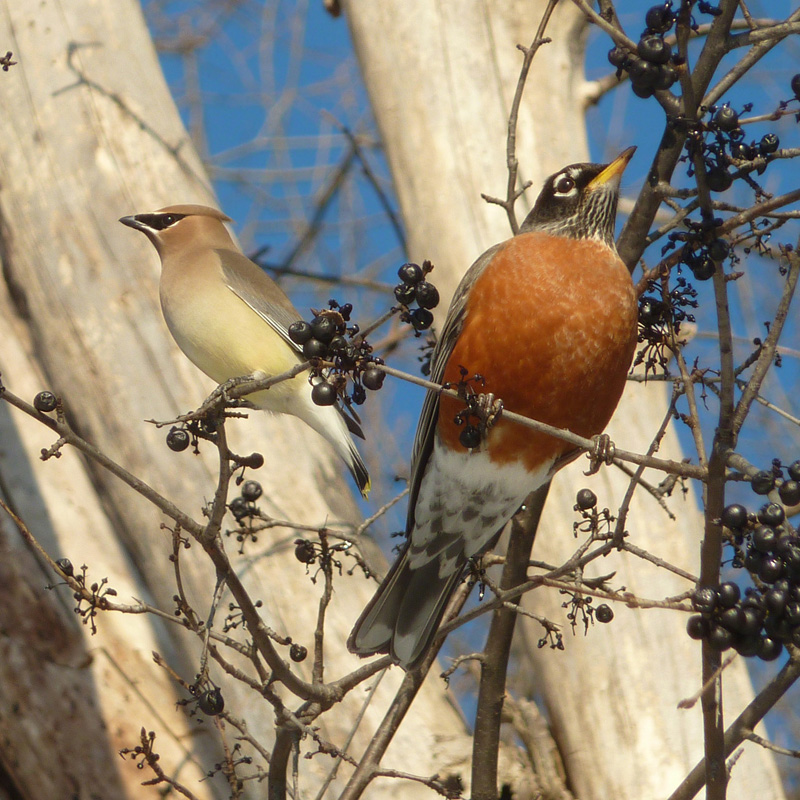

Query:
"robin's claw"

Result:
[[586, 433, 616, 475], [476, 392, 504, 430]]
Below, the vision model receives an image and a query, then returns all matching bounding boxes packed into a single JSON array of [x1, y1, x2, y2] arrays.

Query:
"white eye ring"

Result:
[[554, 175, 575, 194]]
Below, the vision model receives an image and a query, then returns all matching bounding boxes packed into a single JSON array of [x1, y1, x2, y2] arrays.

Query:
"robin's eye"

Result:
[[554, 176, 575, 195]]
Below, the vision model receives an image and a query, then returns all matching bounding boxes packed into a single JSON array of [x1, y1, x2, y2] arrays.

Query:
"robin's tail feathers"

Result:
[[348, 549, 463, 668]]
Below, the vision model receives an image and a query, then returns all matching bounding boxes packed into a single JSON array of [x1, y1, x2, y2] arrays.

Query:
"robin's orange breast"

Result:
[[438, 232, 638, 472]]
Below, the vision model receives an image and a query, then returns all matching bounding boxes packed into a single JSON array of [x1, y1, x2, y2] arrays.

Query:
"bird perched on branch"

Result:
[[119, 204, 370, 497], [348, 148, 638, 668]]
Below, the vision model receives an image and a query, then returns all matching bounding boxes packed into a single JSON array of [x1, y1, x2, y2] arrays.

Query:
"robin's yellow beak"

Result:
[[588, 146, 636, 190]]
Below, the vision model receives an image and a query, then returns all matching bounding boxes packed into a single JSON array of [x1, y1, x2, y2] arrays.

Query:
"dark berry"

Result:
[[595, 604, 614, 623], [712, 106, 739, 132], [759, 133, 779, 156], [717, 582, 740, 608], [166, 426, 191, 452], [735, 636, 761, 657], [229, 497, 250, 522], [631, 83, 655, 99], [637, 34, 671, 65], [708, 239, 730, 262], [653, 65, 677, 90], [692, 586, 718, 614], [351, 383, 367, 405], [33, 391, 57, 412], [764, 614, 792, 642], [394, 283, 417, 305], [410, 308, 434, 331], [751, 470, 775, 495], [731, 141, 753, 161], [459, 425, 481, 450], [639, 298, 666, 326], [288, 321, 313, 345], [576, 488, 598, 510], [757, 637, 783, 661], [687, 615, 709, 640], [414, 281, 440, 310], [398, 262, 424, 285], [721, 504, 748, 530], [289, 643, 308, 662], [738, 607, 763, 636], [629, 58, 659, 89], [753, 525, 778, 553], [198, 687, 224, 715], [775, 533, 800, 560], [758, 556, 784, 584], [303, 338, 329, 360], [55, 557, 74, 577], [784, 601, 800, 626], [779, 480, 800, 506], [608, 46, 627, 68], [765, 586, 788, 616], [311, 381, 337, 407], [645, 4, 673, 33], [706, 167, 732, 193], [788, 461, 800, 482], [707, 624, 734, 651], [691, 257, 716, 281], [719, 606, 746, 633], [328, 335, 348, 354], [758, 503, 785, 527], [792, 73, 800, 100], [243, 452, 264, 470], [744, 547, 763, 572], [294, 539, 316, 564], [241, 480, 262, 502], [310, 315, 337, 343], [336, 346, 358, 370], [362, 367, 385, 391], [303, 339, 328, 359]]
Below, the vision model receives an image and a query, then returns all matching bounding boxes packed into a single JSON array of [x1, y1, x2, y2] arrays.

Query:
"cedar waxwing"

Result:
[[119, 204, 370, 497]]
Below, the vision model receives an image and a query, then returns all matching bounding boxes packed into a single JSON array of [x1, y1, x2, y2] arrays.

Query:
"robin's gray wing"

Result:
[[405, 242, 507, 531]]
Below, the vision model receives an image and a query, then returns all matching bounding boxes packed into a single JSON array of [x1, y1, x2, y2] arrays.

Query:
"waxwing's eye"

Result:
[[554, 175, 575, 195]]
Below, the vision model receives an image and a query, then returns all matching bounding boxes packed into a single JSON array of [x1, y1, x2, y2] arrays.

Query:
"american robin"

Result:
[[348, 148, 638, 667], [119, 205, 370, 496]]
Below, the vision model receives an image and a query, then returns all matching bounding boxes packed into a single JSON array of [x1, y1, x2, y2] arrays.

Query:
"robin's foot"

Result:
[[586, 433, 616, 475], [474, 392, 504, 430]]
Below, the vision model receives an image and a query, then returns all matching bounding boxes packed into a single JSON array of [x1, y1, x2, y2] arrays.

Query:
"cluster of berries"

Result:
[[287, 300, 385, 408], [660, 215, 732, 283], [683, 101, 783, 203], [607, 3, 686, 99], [165, 417, 258, 458], [394, 261, 440, 333], [634, 278, 697, 375], [608, 2, 728, 99], [229, 479, 264, 523], [687, 462, 800, 661]]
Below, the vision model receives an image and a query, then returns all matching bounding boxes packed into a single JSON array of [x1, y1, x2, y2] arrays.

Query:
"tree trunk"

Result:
[[344, 0, 784, 797], [0, 1, 475, 797]]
